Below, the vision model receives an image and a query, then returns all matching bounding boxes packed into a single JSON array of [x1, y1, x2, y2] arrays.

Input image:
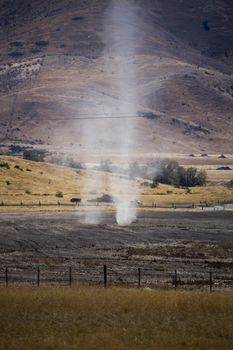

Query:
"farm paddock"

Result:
[[0, 211, 233, 290]]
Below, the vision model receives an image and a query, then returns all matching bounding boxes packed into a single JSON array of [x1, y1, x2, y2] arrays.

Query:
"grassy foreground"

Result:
[[0, 287, 232, 350]]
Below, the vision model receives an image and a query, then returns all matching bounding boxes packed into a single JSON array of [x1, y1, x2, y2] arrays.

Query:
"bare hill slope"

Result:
[[0, 0, 233, 156]]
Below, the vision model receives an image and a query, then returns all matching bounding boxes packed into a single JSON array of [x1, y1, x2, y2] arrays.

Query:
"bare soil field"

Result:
[[0, 211, 233, 290]]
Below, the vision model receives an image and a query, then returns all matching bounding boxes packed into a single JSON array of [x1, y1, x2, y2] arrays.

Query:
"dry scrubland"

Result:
[[1, 1, 233, 153], [0, 287, 232, 350], [0, 155, 233, 210]]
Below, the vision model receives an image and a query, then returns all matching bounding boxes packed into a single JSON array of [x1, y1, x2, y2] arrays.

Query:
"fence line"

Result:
[[0, 201, 231, 210], [0, 265, 232, 292]]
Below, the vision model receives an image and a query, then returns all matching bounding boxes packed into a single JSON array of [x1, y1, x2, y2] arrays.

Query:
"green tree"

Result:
[[23, 150, 47, 162]]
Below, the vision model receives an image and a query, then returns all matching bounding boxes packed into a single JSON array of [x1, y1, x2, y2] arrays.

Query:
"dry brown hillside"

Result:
[[0, 0, 233, 157]]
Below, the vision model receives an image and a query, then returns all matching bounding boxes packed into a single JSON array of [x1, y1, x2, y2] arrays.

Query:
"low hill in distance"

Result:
[[0, 156, 232, 211]]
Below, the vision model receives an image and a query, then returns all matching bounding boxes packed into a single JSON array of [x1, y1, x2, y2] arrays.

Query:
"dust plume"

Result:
[[104, 0, 141, 225], [81, 0, 142, 225]]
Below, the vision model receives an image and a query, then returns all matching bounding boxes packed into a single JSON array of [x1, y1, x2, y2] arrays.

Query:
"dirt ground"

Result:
[[0, 211, 233, 290]]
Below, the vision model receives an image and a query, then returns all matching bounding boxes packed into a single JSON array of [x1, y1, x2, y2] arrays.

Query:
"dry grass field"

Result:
[[0, 155, 233, 210], [0, 287, 232, 350]]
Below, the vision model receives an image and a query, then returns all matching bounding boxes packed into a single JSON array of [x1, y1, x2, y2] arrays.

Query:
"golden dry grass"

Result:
[[0, 156, 233, 211], [0, 287, 232, 350]]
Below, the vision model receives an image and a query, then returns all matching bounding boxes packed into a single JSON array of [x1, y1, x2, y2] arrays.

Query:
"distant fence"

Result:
[[0, 201, 232, 210], [1, 265, 233, 292]]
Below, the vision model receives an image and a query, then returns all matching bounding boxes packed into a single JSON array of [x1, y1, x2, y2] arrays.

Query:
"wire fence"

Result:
[[0, 200, 232, 210], [1, 264, 233, 292]]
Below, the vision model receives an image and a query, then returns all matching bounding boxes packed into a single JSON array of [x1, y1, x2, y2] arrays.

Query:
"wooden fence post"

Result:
[[69, 266, 72, 287], [104, 265, 107, 288], [173, 270, 178, 290], [138, 268, 141, 288], [209, 271, 213, 293], [5, 267, 8, 288], [37, 267, 40, 287]]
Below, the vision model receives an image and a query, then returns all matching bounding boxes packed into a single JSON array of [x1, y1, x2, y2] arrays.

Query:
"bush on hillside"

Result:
[[226, 180, 233, 188], [23, 149, 47, 162], [0, 162, 10, 169], [56, 191, 64, 198]]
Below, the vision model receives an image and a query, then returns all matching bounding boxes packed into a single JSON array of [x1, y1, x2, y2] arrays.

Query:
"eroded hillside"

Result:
[[0, 0, 233, 156]]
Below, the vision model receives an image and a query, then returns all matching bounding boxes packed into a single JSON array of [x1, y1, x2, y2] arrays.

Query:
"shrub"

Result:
[[31, 48, 41, 54], [151, 180, 159, 188], [203, 20, 210, 31], [72, 16, 85, 21], [35, 41, 49, 48], [56, 191, 64, 198], [88, 194, 114, 203], [226, 180, 233, 188], [219, 154, 227, 159], [154, 160, 207, 187], [138, 111, 161, 120], [8, 52, 24, 58], [9, 145, 27, 155], [10, 41, 24, 47], [14, 165, 23, 171], [49, 157, 85, 170], [23, 149, 47, 162], [66, 158, 85, 170], [0, 162, 10, 169], [96, 160, 112, 173]]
